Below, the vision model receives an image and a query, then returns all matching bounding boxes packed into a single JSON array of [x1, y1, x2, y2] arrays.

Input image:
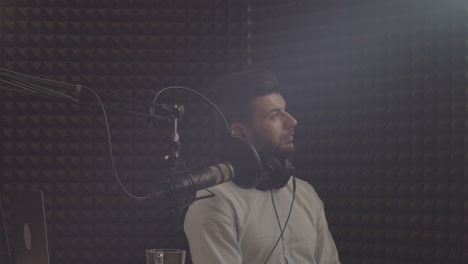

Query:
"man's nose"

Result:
[[285, 112, 298, 128]]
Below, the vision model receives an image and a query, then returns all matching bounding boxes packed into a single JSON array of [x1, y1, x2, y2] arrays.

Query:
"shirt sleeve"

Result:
[[184, 191, 242, 264], [313, 206, 341, 264]]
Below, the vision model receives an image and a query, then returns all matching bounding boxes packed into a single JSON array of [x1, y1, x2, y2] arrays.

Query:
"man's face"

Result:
[[235, 93, 298, 156]]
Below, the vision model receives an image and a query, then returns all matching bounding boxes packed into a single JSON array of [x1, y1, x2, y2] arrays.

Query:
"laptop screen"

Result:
[[10, 190, 50, 264]]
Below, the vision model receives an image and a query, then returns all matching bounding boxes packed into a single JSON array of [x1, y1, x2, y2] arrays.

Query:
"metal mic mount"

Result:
[[85, 95, 187, 169], [165, 104, 186, 168], [100, 94, 185, 121]]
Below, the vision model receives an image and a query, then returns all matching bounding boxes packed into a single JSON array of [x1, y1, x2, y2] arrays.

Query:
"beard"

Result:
[[272, 142, 296, 158], [251, 134, 296, 158]]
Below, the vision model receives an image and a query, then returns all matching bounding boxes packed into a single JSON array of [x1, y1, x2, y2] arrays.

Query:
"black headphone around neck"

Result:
[[255, 154, 295, 191], [220, 134, 295, 191]]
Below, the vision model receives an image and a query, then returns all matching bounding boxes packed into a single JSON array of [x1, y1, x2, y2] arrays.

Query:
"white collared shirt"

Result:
[[184, 178, 340, 264]]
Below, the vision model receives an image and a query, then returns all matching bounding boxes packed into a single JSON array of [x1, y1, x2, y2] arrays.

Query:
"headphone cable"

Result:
[[263, 175, 296, 264]]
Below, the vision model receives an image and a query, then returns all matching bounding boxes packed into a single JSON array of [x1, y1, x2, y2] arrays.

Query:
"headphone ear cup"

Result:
[[221, 135, 263, 189], [255, 155, 294, 191]]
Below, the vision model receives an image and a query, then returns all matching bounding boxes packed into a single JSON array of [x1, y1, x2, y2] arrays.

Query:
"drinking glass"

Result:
[[145, 249, 186, 264]]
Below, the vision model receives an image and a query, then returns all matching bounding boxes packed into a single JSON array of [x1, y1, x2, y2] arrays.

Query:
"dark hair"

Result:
[[211, 69, 281, 125]]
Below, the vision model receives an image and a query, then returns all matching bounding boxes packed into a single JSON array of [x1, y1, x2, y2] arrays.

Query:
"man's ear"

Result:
[[230, 123, 247, 138]]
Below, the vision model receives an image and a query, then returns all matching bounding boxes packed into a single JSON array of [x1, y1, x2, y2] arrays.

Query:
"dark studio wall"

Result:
[[0, 1, 247, 264], [1, 0, 467, 264], [249, 0, 466, 264]]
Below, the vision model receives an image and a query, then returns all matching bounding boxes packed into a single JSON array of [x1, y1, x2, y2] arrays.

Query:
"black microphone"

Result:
[[152, 162, 235, 202], [150, 135, 262, 203]]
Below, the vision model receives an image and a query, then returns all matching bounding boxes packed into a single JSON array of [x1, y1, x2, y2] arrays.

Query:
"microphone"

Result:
[[150, 134, 263, 203], [152, 162, 235, 202]]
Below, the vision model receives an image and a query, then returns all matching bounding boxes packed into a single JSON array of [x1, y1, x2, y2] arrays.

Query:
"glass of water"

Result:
[[145, 249, 186, 264]]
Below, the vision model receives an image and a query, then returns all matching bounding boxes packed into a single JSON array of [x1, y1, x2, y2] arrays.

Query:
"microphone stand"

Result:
[[1, 69, 188, 169], [0, 67, 204, 208], [0, 67, 184, 121]]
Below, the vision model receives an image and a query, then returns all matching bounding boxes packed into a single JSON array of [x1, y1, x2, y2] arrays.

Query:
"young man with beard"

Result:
[[184, 69, 340, 264]]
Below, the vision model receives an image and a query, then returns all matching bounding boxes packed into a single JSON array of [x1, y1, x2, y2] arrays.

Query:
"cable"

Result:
[[80, 86, 154, 200], [263, 175, 297, 264], [82, 85, 202, 202], [0, 68, 230, 202], [147, 86, 232, 207], [0, 70, 149, 200], [150, 86, 230, 132], [270, 189, 288, 264], [87, 85, 230, 201]]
